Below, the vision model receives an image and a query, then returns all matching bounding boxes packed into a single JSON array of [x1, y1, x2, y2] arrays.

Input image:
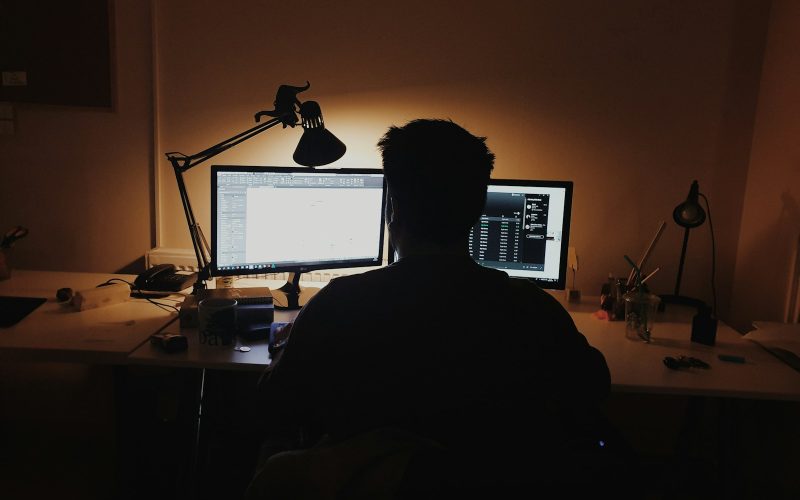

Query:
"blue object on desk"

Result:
[[269, 322, 290, 354], [0, 296, 46, 328]]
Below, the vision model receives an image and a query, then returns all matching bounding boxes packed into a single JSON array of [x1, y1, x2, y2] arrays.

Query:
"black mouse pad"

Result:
[[0, 296, 47, 328]]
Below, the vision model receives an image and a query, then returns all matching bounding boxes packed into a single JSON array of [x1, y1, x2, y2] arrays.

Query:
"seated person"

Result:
[[251, 119, 626, 497]]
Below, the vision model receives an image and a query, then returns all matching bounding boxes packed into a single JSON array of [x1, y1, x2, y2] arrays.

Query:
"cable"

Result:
[[699, 193, 717, 316], [102, 278, 181, 314]]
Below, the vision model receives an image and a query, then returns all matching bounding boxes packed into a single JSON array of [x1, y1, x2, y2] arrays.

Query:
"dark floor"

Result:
[[1, 362, 798, 499], [0, 363, 117, 500]]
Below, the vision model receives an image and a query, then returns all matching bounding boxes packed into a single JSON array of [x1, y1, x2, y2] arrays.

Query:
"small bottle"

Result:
[[612, 278, 627, 321], [215, 276, 235, 289], [600, 273, 615, 311]]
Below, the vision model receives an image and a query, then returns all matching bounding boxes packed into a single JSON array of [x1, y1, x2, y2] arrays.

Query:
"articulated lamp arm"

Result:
[[166, 116, 285, 293], [165, 82, 314, 293]]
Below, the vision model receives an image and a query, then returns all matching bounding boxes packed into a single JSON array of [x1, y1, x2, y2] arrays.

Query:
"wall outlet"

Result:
[[2, 71, 27, 86]]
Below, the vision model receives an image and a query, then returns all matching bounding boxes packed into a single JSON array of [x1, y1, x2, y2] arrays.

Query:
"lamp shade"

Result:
[[672, 180, 706, 228], [293, 101, 346, 167]]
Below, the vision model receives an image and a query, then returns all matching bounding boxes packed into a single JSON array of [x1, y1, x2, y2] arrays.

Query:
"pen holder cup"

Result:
[[198, 298, 238, 346], [0, 250, 10, 281], [624, 292, 660, 342]]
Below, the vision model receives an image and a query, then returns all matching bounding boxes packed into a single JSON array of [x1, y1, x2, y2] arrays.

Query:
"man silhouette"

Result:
[[252, 119, 621, 497]]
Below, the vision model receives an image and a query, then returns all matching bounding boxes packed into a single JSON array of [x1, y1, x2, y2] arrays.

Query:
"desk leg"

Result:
[[113, 365, 133, 498], [188, 368, 207, 500], [114, 367, 268, 499], [716, 398, 742, 499], [191, 369, 266, 499], [113, 366, 204, 500]]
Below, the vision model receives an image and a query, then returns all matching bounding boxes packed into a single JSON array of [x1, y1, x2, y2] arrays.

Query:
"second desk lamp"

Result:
[[660, 180, 718, 345]]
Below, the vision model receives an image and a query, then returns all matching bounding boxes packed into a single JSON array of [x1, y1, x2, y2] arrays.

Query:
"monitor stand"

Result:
[[271, 272, 320, 310]]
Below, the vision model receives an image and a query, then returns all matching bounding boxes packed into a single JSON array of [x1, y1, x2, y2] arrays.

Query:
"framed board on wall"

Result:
[[0, 0, 112, 107]]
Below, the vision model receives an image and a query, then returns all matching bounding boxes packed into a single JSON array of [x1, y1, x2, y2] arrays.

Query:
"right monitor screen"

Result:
[[468, 179, 573, 289]]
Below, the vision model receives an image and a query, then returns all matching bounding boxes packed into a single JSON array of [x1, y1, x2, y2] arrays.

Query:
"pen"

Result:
[[627, 222, 666, 286], [641, 267, 660, 285]]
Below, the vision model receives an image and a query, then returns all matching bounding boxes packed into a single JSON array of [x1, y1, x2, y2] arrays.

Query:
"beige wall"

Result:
[[730, 0, 800, 331], [0, 0, 154, 273], [1, 0, 782, 327], [155, 0, 769, 321]]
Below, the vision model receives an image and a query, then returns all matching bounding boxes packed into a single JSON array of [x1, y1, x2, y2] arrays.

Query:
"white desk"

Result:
[[563, 298, 800, 401], [0, 270, 177, 364], [3, 271, 800, 401], [129, 286, 800, 401]]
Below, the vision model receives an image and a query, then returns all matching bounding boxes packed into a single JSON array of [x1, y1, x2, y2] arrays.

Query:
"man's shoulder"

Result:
[[497, 277, 574, 324], [304, 267, 394, 305], [326, 266, 394, 289]]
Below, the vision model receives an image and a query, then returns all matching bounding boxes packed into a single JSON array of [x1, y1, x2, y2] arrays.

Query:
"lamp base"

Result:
[[658, 294, 706, 312], [691, 310, 718, 346], [566, 288, 582, 303], [660, 294, 717, 346]]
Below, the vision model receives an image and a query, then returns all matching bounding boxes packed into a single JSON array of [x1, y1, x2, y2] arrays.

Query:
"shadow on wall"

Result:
[[116, 255, 147, 276], [780, 191, 800, 227], [730, 191, 800, 332]]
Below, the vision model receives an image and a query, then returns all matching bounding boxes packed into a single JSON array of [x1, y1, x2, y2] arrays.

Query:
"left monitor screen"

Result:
[[211, 166, 387, 277]]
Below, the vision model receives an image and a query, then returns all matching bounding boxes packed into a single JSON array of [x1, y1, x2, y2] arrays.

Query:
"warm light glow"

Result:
[[156, 80, 730, 309]]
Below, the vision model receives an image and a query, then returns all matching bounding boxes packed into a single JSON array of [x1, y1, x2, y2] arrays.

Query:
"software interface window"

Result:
[[214, 170, 385, 272], [469, 183, 569, 285]]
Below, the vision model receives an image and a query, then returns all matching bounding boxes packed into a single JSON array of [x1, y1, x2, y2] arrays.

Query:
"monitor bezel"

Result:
[[475, 178, 573, 290], [210, 165, 387, 278]]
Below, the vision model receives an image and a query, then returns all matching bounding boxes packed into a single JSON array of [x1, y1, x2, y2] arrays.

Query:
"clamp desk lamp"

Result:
[[165, 82, 346, 297]]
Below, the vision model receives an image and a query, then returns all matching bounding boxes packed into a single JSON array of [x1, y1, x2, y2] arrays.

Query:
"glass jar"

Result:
[[623, 291, 660, 342]]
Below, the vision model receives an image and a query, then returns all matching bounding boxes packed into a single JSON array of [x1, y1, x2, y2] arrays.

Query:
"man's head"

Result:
[[377, 119, 495, 249]]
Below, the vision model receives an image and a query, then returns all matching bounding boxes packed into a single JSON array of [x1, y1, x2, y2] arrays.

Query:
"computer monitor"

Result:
[[211, 165, 387, 307], [468, 179, 573, 289]]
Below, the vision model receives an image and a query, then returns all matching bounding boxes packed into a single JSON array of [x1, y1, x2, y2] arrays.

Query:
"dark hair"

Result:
[[377, 119, 495, 244]]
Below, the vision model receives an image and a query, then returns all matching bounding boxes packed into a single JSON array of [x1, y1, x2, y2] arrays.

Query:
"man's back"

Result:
[[267, 255, 610, 460], [254, 118, 634, 496]]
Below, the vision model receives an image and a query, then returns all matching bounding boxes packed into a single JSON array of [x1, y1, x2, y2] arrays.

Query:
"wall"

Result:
[[730, 0, 800, 331], [0, 0, 154, 273], [154, 0, 769, 321], [0, 1, 775, 323]]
